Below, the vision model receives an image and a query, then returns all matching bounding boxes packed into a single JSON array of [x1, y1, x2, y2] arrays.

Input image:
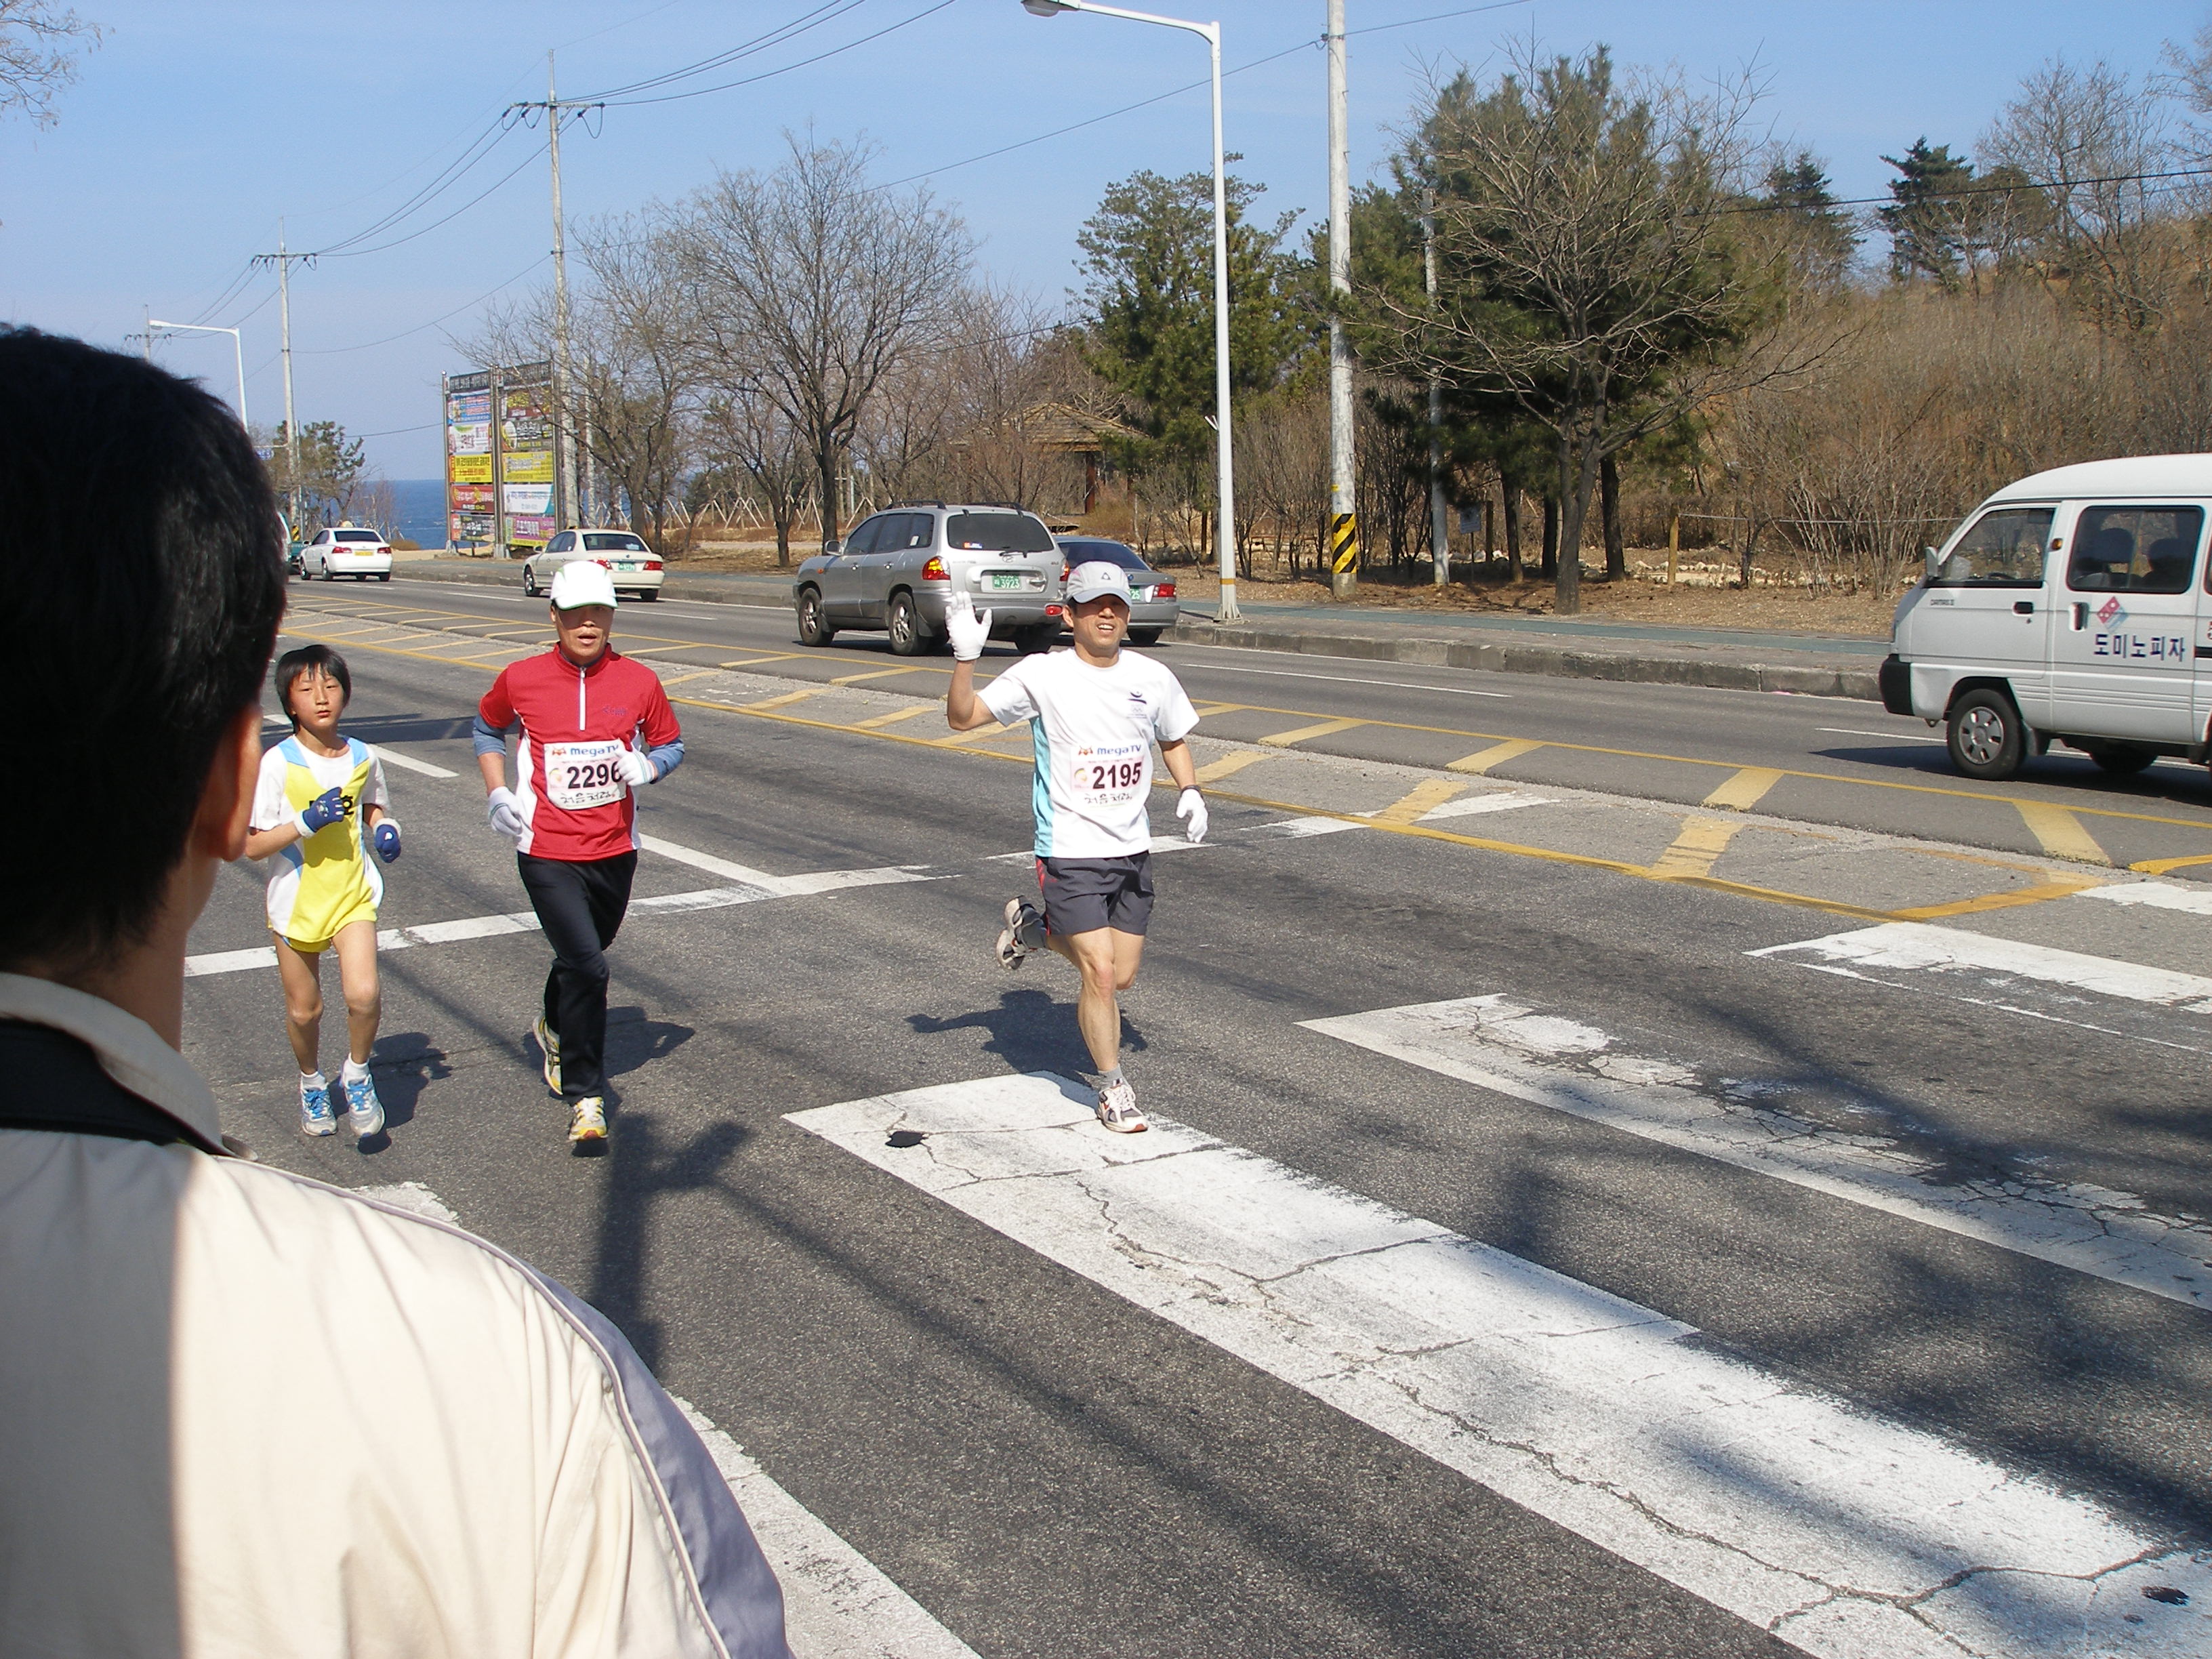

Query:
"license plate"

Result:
[[990, 573, 1025, 590], [612, 562, 636, 571]]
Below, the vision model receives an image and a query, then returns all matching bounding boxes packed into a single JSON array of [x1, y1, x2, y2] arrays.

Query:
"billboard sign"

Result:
[[444, 361, 557, 552]]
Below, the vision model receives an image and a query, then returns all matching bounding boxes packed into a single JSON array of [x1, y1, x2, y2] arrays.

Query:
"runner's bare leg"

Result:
[[1049, 926, 1145, 1073], [329, 918, 382, 1067], [273, 936, 324, 1074]]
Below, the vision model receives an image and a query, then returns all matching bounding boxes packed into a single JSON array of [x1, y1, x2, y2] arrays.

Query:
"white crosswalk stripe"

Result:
[[1303, 995, 2212, 1310], [789, 1073, 2210, 1659], [354, 1185, 979, 1659]]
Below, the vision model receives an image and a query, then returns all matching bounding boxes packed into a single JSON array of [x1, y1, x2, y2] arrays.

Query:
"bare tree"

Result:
[[571, 211, 695, 552], [0, 1, 98, 128], [696, 390, 813, 568], [680, 135, 972, 547], [1368, 47, 1814, 613]]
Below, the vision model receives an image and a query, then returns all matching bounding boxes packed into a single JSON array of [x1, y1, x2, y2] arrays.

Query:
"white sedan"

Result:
[[522, 529, 665, 600], [300, 525, 393, 582]]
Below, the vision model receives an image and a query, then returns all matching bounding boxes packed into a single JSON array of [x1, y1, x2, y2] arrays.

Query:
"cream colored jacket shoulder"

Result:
[[0, 975, 789, 1659]]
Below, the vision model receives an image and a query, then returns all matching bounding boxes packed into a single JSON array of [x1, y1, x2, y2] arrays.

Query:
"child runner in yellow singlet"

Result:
[[245, 644, 403, 1136]]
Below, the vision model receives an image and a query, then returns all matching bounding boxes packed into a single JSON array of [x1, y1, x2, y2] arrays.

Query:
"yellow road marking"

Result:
[[1195, 750, 1269, 784], [1370, 777, 1469, 825], [1448, 737, 1544, 775], [2013, 801, 2110, 865], [743, 688, 821, 712], [1191, 700, 1249, 716], [2130, 853, 2212, 875], [720, 654, 809, 669], [1893, 876, 2102, 919], [1703, 766, 1785, 811], [654, 670, 721, 689], [853, 703, 939, 729], [1650, 816, 1745, 878], [930, 723, 1031, 747], [1259, 716, 1366, 748], [832, 664, 937, 686]]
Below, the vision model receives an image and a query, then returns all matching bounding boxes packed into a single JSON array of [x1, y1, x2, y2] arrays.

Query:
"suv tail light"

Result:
[[921, 556, 949, 581], [1061, 560, 1070, 581], [1153, 581, 1176, 599]]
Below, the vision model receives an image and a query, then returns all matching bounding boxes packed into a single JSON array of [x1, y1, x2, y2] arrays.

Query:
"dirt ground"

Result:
[[672, 538, 1900, 640]]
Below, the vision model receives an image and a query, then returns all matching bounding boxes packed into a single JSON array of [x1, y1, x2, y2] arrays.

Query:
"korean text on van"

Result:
[[1882, 455, 2212, 781]]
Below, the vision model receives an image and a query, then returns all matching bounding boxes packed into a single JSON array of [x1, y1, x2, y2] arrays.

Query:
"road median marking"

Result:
[[1370, 777, 1469, 825], [1258, 715, 1366, 747], [1702, 765, 1784, 811], [2130, 851, 2212, 875], [832, 663, 943, 686], [2013, 800, 2110, 865], [1448, 736, 1543, 775], [1194, 750, 1269, 783], [743, 687, 822, 712], [852, 703, 939, 729], [793, 1073, 2209, 1658], [1650, 816, 1744, 879], [1892, 876, 2101, 919]]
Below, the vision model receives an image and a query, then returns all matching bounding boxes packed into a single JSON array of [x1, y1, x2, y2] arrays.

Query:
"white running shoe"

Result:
[[342, 1071, 384, 1137], [1095, 1080, 1146, 1134], [532, 1015, 562, 1096], [568, 1096, 607, 1145], [996, 898, 1046, 970], [299, 1076, 336, 1137]]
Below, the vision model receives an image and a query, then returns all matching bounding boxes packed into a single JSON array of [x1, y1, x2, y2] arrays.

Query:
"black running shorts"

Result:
[[1036, 853, 1155, 937]]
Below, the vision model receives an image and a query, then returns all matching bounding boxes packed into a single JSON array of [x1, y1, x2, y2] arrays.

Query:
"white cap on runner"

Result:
[[549, 560, 619, 610], [1065, 561, 1134, 605]]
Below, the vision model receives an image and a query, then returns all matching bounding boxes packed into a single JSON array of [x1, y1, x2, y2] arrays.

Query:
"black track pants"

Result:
[[516, 851, 636, 1101]]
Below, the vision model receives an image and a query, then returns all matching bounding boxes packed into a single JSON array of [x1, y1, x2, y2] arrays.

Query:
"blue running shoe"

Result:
[[343, 1071, 384, 1137], [300, 1076, 336, 1136]]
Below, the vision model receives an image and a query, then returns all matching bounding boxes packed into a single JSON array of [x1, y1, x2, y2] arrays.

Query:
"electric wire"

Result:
[[598, 0, 954, 107], [577, 0, 867, 100], [298, 255, 551, 354]]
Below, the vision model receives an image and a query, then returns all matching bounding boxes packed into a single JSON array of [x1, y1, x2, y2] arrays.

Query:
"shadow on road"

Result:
[[907, 987, 1147, 1078]]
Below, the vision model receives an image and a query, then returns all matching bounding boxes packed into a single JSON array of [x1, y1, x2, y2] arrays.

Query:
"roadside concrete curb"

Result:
[[1169, 618, 1881, 701]]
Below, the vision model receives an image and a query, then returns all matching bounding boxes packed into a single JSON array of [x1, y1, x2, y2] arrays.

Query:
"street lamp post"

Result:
[[147, 320, 249, 432], [1021, 0, 1242, 622]]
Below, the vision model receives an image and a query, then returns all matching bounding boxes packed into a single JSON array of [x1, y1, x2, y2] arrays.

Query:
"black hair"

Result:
[[0, 327, 286, 970], [274, 644, 352, 728]]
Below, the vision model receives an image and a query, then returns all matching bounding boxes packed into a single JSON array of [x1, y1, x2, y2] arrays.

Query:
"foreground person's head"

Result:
[[0, 327, 285, 985]]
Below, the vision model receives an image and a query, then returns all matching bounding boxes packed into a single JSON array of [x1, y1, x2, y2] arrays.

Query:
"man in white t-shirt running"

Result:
[[945, 561, 1207, 1133]]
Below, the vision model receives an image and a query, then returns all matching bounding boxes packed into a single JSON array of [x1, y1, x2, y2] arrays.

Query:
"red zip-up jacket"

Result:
[[476, 647, 682, 862]]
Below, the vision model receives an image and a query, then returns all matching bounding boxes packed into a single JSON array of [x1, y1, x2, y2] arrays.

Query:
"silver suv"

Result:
[[791, 504, 1065, 655]]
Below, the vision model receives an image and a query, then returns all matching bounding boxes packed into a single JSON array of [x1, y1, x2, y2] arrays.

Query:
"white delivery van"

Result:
[[1883, 455, 2212, 781]]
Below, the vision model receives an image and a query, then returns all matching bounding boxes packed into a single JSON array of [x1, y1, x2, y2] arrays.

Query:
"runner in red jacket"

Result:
[[475, 560, 683, 1147]]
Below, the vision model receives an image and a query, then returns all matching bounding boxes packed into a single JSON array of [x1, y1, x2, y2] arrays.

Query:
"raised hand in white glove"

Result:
[[615, 748, 655, 788], [1175, 787, 1208, 845], [945, 591, 993, 662], [486, 785, 527, 843]]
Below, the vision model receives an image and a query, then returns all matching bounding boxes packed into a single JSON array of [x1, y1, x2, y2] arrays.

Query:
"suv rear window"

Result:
[[1930, 508, 2051, 588], [584, 533, 650, 553], [335, 530, 383, 543], [945, 512, 1052, 553]]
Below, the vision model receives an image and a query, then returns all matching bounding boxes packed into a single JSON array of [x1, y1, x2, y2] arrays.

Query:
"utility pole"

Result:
[[510, 56, 600, 534], [1423, 188, 1448, 586], [253, 226, 314, 535], [1326, 0, 1358, 599]]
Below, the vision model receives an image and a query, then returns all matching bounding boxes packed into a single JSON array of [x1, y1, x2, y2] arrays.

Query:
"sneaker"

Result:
[[567, 1096, 607, 1145], [996, 898, 1047, 970], [1095, 1080, 1147, 1134], [343, 1071, 384, 1137], [299, 1077, 335, 1137], [532, 1015, 562, 1096]]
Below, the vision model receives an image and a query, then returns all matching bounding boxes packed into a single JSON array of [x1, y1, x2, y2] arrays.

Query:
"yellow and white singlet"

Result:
[[250, 736, 390, 951]]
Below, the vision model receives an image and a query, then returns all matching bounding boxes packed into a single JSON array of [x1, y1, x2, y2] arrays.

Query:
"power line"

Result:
[[299, 256, 553, 356], [600, 0, 956, 108], [319, 139, 550, 260], [579, 0, 867, 100]]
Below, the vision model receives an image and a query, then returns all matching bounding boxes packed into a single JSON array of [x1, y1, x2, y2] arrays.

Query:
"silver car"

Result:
[[1054, 537, 1181, 644], [792, 503, 1065, 655]]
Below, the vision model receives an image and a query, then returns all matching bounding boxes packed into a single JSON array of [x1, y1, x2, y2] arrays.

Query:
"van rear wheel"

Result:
[[2087, 742, 2156, 776], [1947, 689, 2026, 781]]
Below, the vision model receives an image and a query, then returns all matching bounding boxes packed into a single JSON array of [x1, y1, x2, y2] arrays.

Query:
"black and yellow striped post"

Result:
[[1329, 511, 1360, 597]]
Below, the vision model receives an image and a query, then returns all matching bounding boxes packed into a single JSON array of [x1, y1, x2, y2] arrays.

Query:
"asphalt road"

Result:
[[179, 585, 2212, 1658], [340, 575, 2212, 874]]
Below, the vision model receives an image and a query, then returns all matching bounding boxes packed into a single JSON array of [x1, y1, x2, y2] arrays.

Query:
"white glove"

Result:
[[486, 785, 526, 843], [1175, 787, 1208, 845], [615, 749, 655, 787], [945, 591, 993, 662]]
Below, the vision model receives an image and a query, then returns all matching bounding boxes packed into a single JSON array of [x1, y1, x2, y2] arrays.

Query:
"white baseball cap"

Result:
[[549, 560, 619, 611], [1065, 560, 1134, 605]]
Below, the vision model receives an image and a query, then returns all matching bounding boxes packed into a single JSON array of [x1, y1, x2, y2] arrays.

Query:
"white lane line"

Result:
[[2077, 879, 2212, 917], [374, 747, 460, 779], [353, 1181, 977, 1658], [185, 868, 932, 976], [675, 1401, 981, 1659], [1817, 726, 1948, 745], [639, 832, 779, 887], [790, 1075, 2207, 1658], [1415, 788, 1553, 821], [1180, 660, 1511, 697], [1750, 921, 2212, 1012], [1305, 996, 2212, 1311]]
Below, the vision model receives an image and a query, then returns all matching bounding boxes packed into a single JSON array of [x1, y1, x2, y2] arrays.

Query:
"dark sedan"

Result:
[[1054, 537, 1181, 644]]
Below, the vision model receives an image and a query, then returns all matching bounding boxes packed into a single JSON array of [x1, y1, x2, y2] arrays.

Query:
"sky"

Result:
[[2, 0, 2204, 478]]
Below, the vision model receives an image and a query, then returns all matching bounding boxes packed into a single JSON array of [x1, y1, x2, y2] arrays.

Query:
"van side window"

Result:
[[1931, 508, 2052, 588], [2066, 506, 2203, 595]]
